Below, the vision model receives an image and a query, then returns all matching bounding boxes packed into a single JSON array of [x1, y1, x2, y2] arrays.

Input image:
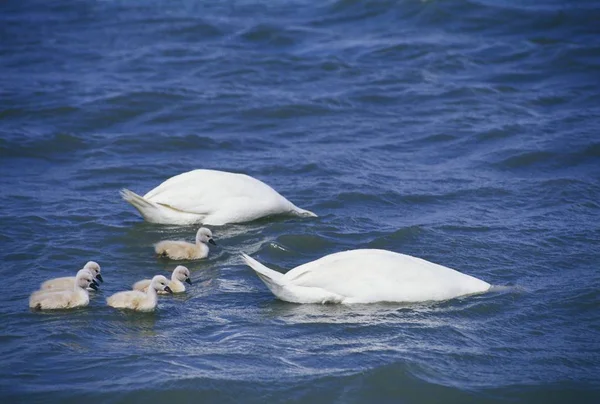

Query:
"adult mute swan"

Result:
[[133, 265, 191, 294], [241, 249, 491, 304], [29, 269, 98, 310], [120, 169, 317, 225], [107, 275, 172, 311], [40, 261, 103, 291], [155, 228, 215, 260]]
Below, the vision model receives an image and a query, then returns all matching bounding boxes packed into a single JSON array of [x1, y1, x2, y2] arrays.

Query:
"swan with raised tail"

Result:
[[120, 169, 317, 225], [241, 249, 491, 304]]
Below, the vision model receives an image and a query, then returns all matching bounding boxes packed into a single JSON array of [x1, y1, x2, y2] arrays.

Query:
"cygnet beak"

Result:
[[89, 283, 99, 291], [96, 274, 104, 283], [208, 238, 216, 246], [92, 279, 99, 287], [164, 286, 173, 294], [185, 278, 192, 285]]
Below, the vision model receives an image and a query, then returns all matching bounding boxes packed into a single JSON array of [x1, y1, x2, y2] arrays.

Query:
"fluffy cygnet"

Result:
[[106, 275, 172, 312], [30, 269, 98, 310], [154, 227, 216, 260], [40, 261, 103, 291], [133, 265, 191, 294]]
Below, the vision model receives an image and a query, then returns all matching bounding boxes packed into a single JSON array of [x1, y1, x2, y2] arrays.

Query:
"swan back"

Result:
[[129, 169, 316, 225], [285, 249, 490, 303]]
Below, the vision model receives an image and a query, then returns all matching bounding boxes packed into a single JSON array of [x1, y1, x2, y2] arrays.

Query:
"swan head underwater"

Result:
[[83, 261, 103, 283], [173, 265, 192, 285], [196, 227, 216, 246]]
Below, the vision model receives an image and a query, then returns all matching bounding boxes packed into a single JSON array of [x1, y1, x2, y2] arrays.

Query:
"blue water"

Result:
[[1, 0, 599, 402]]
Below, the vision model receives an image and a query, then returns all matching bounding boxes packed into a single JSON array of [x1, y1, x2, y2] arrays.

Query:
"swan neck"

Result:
[[147, 285, 158, 299], [196, 242, 209, 255]]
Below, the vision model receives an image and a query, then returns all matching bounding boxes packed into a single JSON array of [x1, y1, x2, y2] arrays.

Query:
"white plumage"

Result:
[[133, 265, 191, 294], [29, 269, 98, 310], [40, 261, 103, 291], [120, 169, 317, 225], [107, 275, 172, 311], [241, 249, 491, 304], [154, 228, 215, 260]]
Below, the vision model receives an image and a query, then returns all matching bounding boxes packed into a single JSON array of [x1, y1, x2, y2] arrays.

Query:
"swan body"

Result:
[[30, 269, 98, 310], [133, 265, 191, 294], [241, 249, 491, 304], [40, 261, 103, 291], [107, 275, 172, 311], [120, 169, 317, 225], [154, 227, 215, 260]]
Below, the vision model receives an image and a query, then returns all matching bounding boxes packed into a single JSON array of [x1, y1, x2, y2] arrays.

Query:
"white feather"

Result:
[[133, 266, 190, 294], [40, 262, 102, 291], [241, 249, 491, 304], [154, 228, 214, 260], [121, 169, 317, 225], [107, 275, 171, 311], [30, 269, 95, 310]]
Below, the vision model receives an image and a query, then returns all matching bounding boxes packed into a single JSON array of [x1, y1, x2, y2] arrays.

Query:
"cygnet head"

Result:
[[150, 275, 173, 294], [173, 265, 192, 285], [76, 269, 98, 291], [82, 268, 100, 288], [84, 261, 103, 283], [196, 227, 216, 246]]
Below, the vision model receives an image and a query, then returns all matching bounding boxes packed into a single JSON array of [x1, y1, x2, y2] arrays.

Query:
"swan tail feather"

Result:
[[240, 253, 288, 298], [120, 188, 160, 221]]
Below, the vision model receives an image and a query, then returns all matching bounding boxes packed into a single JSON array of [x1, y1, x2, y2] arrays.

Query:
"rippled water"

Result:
[[1, 0, 599, 402]]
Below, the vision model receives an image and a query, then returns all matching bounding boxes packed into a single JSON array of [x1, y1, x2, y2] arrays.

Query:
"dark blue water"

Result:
[[1, 0, 599, 402]]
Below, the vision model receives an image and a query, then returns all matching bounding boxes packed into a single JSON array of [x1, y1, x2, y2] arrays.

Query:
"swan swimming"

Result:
[[107, 275, 172, 311], [154, 227, 215, 260], [241, 249, 491, 304], [29, 269, 98, 310], [120, 169, 317, 225], [133, 265, 191, 294], [40, 261, 103, 291]]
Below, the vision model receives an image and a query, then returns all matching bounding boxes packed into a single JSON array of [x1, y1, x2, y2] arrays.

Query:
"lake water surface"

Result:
[[1, 0, 599, 402]]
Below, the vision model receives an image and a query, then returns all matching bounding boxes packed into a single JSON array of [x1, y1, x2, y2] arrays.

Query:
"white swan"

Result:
[[120, 169, 317, 225], [29, 269, 98, 310], [154, 227, 215, 260], [107, 275, 172, 311], [40, 261, 103, 291], [241, 249, 491, 304], [133, 265, 191, 294]]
